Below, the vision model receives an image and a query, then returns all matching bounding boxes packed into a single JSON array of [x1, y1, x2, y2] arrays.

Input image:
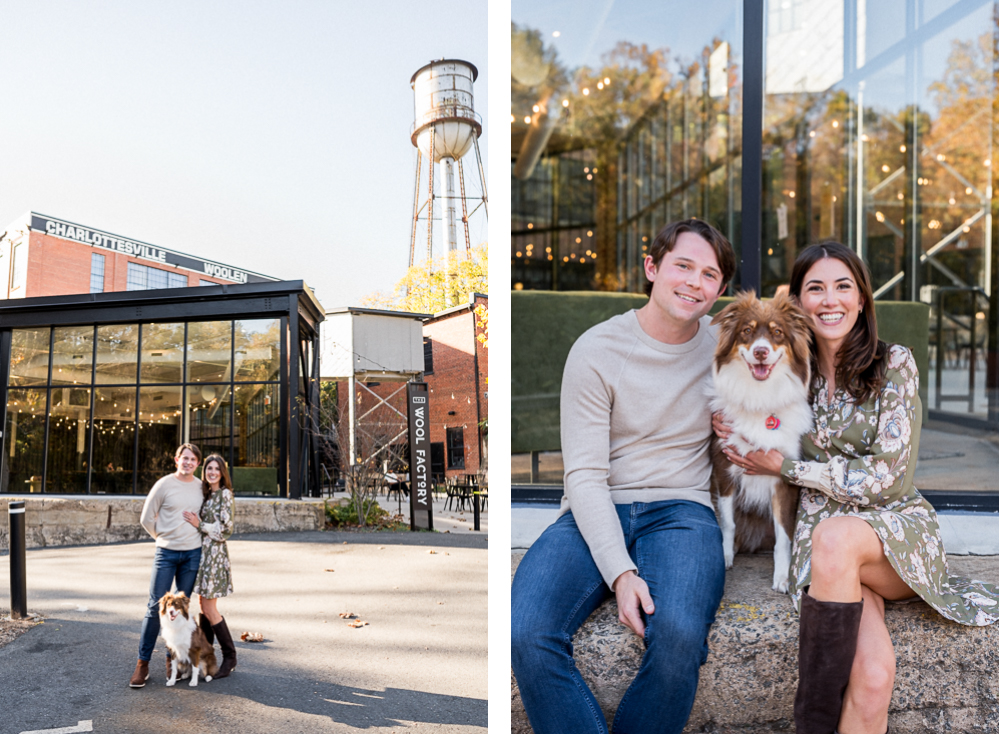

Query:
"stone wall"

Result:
[[511, 552, 999, 733], [0, 497, 325, 549]]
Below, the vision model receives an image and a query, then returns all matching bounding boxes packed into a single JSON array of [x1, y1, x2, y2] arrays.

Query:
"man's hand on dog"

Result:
[[613, 571, 654, 637]]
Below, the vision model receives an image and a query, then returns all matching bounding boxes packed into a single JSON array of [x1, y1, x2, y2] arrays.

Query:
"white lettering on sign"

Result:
[[202, 262, 249, 283], [46, 219, 167, 263], [39, 217, 252, 284]]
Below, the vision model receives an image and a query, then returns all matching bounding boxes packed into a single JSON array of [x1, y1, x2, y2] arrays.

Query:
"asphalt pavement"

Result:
[[0, 529, 487, 734]]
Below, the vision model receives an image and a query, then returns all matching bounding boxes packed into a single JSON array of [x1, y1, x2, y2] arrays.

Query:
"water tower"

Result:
[[409, 59, 488, 307]]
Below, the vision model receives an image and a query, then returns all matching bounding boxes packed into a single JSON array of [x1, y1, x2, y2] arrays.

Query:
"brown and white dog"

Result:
[[158, 591, 218, 687], [709, 291, 813, 592]]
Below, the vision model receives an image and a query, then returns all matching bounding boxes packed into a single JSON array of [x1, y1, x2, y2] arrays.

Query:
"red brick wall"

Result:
[[424, 299, 487, 479], [21, 230, 230, 298]]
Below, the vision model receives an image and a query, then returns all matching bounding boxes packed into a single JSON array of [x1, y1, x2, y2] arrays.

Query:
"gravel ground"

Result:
[[0, 610, 41, 649]]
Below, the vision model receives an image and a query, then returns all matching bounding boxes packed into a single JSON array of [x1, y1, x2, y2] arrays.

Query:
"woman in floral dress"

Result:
[[723, 242, 997, 734], [183, 453, 237, 678]]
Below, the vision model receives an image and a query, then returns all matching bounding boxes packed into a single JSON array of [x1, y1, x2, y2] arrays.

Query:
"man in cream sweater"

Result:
[[512, 219, 736, 733], [129, 443, 205, 688]]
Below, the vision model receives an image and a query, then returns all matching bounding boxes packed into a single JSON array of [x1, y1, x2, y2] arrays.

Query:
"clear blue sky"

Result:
[[0, 0, 488, 309]]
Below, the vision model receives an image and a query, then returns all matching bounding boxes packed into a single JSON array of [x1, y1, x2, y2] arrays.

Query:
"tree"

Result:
[[362, 243, 488, 314]]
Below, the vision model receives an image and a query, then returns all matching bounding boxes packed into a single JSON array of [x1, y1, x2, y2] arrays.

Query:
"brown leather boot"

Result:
[[794, 594, 864, 733], [129, 659, 150, 688], [199, 613, 215, 646], [212, 617, 237, 678]]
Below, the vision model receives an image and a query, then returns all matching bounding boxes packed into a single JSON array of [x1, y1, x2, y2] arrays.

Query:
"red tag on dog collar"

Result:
[[765, 415, 780, 430]]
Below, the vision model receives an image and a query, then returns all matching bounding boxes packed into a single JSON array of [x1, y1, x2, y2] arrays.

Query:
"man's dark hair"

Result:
[[644, 219, 736, 297], [174, 443, 202, 462]]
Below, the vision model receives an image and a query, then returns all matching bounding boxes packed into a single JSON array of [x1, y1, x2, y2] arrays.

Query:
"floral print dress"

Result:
[[781, 344, 998, 626], [193, 488, 234, 599]]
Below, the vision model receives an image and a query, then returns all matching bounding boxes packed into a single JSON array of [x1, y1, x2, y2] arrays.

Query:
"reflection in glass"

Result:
[[233, 383, 279, 495], [4, 389, 47, 493], [511, 3, 743, 291], [9, 328, 51, 386], [140, 323, 184, 384], [46, 387, 92, 494], [91, 387, 136, 494], [51, 326, 95, 386], [95, 325, 139, 385], [235, 319, 280, 382], [137, 386, 184, 492], [187, 384, 232, 465], [187, 321, 232, 383]]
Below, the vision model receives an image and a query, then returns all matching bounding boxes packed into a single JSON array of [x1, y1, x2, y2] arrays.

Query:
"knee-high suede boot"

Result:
[[199, 613, 215, 646], [794, 594, 864, 734], [212, 617, 237, 678]]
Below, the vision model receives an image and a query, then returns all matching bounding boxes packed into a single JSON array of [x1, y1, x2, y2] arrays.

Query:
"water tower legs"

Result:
[[443, 156, 458, 307]]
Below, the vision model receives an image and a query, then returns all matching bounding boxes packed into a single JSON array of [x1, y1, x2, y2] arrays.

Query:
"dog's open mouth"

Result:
[[168, 609, 180, 621], [747, 362, 774, 381]]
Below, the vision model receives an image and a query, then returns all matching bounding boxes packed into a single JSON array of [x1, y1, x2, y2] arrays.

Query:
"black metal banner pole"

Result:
[[473, 491, 480, 532], [9, 500, 27, 619], [740, 0, 764, 296]]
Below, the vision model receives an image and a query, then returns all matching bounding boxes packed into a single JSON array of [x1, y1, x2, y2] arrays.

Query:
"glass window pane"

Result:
[[92, 387, 136, 494], [187, 384, 232, 467], [235, 318, 280, 382], [3, 388, 47, 493], [46, 387, 91, 494], [126, 262, 147, 291], [140, 323, 184, 384], [233, 383, 279, 495], [511, 2, 743, 292], [90, 253, 105, 294], [10, 328, 51, 386], [95, 325, 139, 385], [51, 326, 94, 386], [137, 386, 184, 492], [187, 321, 232, 383], [168, 273, 187, 289]]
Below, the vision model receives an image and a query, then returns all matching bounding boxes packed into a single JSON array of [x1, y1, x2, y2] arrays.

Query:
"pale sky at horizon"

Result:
[[0, 0, 488, 309]]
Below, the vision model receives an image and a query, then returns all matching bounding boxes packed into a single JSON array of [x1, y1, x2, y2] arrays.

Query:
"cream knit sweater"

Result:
[[559, 310, 718, 588]]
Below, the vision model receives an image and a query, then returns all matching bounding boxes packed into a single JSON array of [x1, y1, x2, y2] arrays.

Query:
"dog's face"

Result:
[[159, 591, 191, 624], [711, 290, 812, 385]]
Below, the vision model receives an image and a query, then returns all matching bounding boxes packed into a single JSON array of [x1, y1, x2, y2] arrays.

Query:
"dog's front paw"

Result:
[[165, 679, 176, 687], [772, 575, 790, 594], [205, 675, 213, 682], [188, 678, 198, 687], [724, 550, 734, 569]]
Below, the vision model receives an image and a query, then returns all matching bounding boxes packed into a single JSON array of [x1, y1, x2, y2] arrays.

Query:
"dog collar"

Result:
[[765, 415, 780, 430]]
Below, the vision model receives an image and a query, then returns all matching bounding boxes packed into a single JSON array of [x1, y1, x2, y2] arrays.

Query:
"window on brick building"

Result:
[[423, 337, 434, 375], [446, 427, 465, 469], [200, 279, 217, 286], [90, 253, 106, 293], [11, 243, 25, 291], [127, 262, 188, 291]]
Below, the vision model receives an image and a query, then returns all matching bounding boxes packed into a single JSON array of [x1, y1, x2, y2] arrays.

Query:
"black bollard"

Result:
[[9, 500, 27, 619], [473, 491, 480, 532]]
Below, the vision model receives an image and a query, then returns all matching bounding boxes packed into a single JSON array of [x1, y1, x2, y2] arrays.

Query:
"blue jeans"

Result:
[[138, 546, 202, 661], [511, 500, 726, 734]]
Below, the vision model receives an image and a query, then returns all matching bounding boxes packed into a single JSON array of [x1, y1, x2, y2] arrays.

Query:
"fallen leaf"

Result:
[[428, 550, 437, 555], [338, 612, 357, 619], [347, 619, 368, 628], [324, 569, 335, 572], [240, 631, 264, 643]]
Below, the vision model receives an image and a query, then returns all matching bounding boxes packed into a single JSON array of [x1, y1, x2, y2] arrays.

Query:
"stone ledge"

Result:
[[511, 552, 999, 734], [0, 497, 325, 549]]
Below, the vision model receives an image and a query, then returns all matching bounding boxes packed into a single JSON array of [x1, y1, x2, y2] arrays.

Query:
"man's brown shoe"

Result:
[[129, 659, 150, 688]]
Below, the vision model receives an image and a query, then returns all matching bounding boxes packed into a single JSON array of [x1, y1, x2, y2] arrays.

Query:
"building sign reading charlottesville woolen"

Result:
[[29, 213, 275, 285]]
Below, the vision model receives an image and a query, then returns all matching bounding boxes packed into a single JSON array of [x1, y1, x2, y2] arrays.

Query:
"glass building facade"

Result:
[[512, 0, 999, 424], [0, 282, 323, 498]]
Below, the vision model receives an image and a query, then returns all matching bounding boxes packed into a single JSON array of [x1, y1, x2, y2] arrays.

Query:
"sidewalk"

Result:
[[0, 530, 486, 733]]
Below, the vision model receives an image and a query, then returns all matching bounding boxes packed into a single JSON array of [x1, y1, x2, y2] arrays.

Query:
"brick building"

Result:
[[422, 293, 488, 480], [1, 211, 276, 298]]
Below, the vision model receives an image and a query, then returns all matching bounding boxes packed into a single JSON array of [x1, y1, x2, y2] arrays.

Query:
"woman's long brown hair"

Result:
[[788, 241, 888, 404], [201, 454, 234, 505]]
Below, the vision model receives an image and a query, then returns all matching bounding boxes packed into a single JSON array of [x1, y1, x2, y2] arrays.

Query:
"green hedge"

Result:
[[512, 291, 929, 454]]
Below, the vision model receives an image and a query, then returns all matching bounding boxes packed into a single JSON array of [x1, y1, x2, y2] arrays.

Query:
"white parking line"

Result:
[[20, 721, 93, 734]]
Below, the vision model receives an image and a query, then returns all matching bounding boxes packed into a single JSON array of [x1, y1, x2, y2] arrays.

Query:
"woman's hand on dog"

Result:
[[723, 446, 785, 477], [712, 411, 733, 441], [182, 511, 200, 528]]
